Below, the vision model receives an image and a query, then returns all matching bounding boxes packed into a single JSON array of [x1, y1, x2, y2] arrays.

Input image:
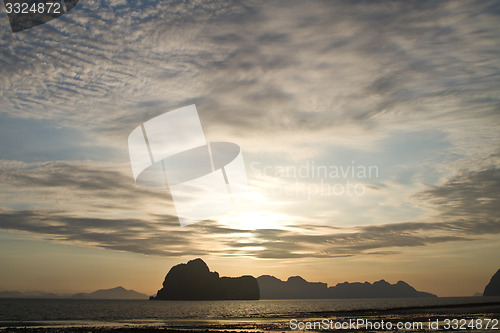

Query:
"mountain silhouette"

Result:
[[257, 275, 436, 299], [328, 279, 436, 298], [257, 275, 328, 299], [0, 286, 147, 299], [151, 258, 259, 300], [70, 286, 148, 300], [483, 269, 500, 296], [0, 290, 60, 299]]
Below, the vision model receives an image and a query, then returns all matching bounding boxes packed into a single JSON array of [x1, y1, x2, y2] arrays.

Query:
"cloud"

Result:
[[0, 0, 498, 157], [0, 207, 498, 259], [0, 157, 498, 259], [0, 160, 176, 215], [416, 166, 500, 221], [0, 165, 497, 259], [0, 210, 192, 256], [0, 1, 499, 260]]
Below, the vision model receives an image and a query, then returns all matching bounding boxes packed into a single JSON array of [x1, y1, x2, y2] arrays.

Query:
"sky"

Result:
[[0, 0, 499, 297]]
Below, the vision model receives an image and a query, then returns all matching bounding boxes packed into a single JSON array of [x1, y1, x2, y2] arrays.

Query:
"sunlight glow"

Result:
[[218, 211, 291, 230]]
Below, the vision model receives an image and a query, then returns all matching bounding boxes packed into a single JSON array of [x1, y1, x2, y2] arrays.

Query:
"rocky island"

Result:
[[150, 258, 259, 300], [483, 268, 500, 296], [151, 258, 437, 300]]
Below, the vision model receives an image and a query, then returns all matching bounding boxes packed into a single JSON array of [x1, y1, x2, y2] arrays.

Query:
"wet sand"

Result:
[[2, 301, 499, 332]]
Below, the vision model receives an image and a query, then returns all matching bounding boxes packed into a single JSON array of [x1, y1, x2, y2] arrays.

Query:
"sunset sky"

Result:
[[0, 0, 499, 298]]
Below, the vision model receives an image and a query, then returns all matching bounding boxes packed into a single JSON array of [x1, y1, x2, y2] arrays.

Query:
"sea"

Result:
[[1, 297, 500, 332]]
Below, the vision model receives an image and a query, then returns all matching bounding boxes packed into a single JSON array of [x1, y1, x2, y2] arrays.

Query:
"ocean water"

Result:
[[1, 297, 500, 331]]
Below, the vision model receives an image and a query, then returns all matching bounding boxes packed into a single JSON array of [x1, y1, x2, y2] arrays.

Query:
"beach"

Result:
[[1, 297, 499, 332]]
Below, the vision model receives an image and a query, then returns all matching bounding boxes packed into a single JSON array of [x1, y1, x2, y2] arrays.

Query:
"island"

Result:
[[150, 258, 259, 300], [483, 268, 500, 296], [257, 275, 436, 299]]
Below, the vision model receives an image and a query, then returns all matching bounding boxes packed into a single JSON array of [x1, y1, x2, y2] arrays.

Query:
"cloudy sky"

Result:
[[0, 0, 499, 297]]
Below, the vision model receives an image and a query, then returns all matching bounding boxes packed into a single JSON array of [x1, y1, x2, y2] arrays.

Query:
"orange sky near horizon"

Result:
[[1, 231, 499, 297]]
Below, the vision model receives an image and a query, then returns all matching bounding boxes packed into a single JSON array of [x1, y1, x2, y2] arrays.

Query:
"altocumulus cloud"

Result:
[[0, 1, 498, 154]]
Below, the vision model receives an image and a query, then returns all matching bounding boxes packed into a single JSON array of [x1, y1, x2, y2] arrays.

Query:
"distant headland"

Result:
[[150, 258, 436, 300], [0, 286, 148, 300], [257, 275, 436, 299]]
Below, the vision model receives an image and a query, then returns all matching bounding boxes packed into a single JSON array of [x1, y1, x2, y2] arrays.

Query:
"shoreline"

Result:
[[1, 298, 499, 332], [2, 309, 499, 332]]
